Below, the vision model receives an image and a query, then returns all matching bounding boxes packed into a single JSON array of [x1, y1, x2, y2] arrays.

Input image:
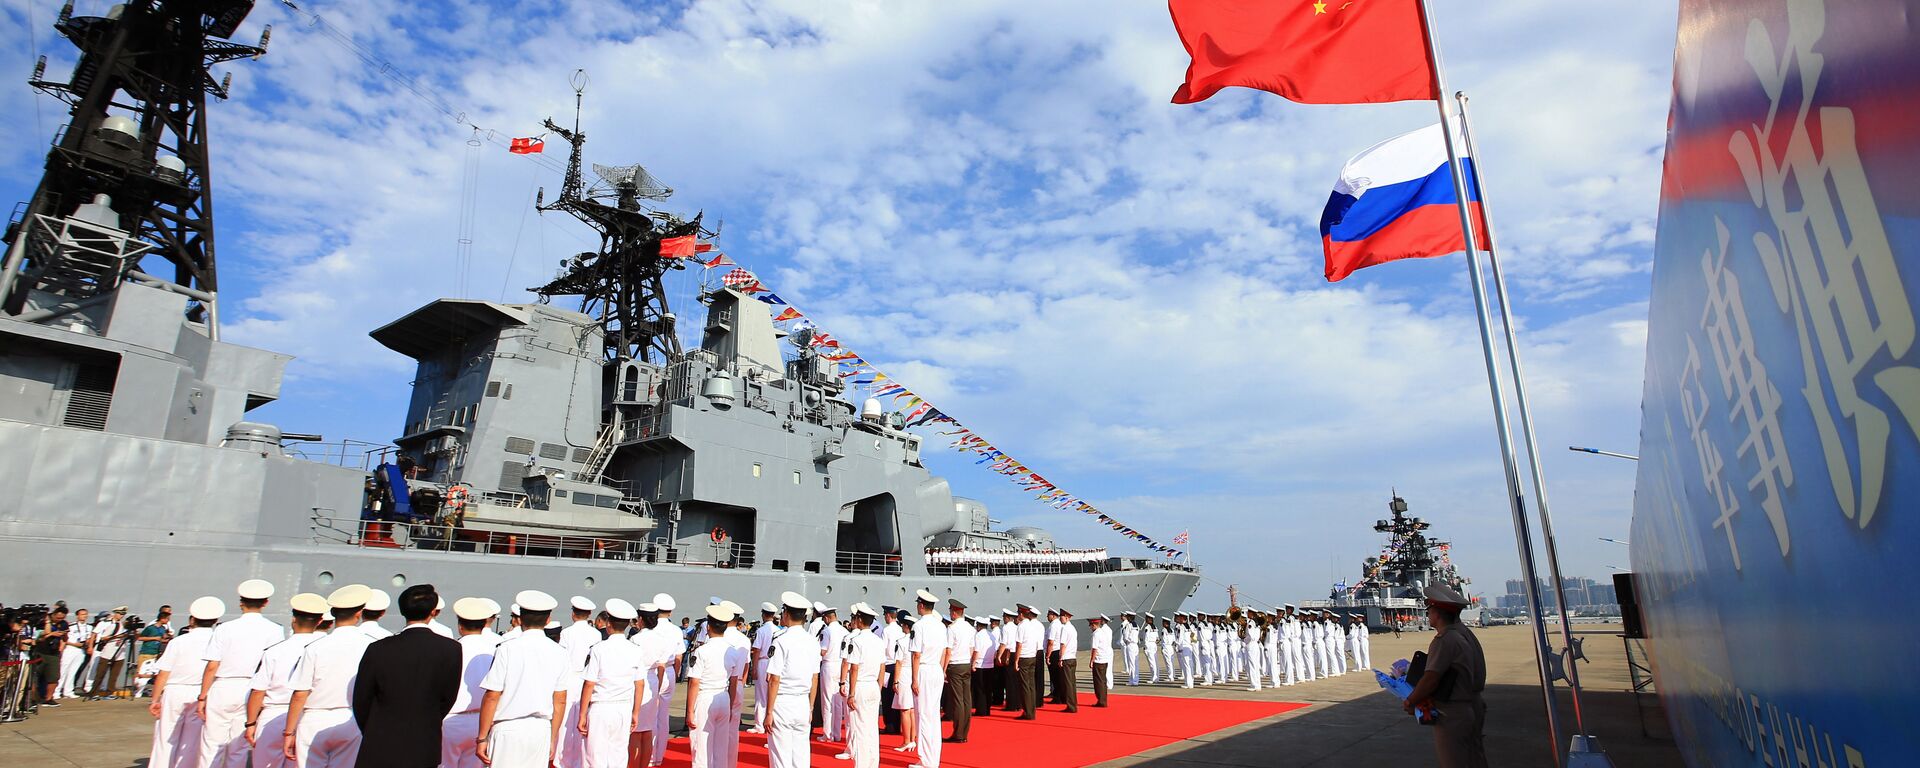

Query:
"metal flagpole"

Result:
[[1415, 2, 1567, 763], [1455, 90, 1604, 756]]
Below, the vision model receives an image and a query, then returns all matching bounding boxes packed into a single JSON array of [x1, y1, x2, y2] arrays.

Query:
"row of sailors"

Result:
[[1107, 605, 1371, 690], [140, 580, 1125, 768], [922, 548, 1108, 566]]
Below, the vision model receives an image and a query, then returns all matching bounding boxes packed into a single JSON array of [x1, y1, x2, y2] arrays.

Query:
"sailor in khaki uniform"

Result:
[[282, 585, 376, 768], [149, 596, 223, 768], [199, 579, 286, 768], [242, 592, 325, 768], [477, 590, 571, 768], [441, 598, 502, 768]]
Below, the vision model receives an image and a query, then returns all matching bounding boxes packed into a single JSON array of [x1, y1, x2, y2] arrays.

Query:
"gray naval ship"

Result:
[[0, 0, 1197, 622], [1302, 494, 1478, 629]]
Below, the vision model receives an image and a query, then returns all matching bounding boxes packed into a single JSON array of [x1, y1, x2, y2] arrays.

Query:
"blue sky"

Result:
[[1, 0, 1676, 610]]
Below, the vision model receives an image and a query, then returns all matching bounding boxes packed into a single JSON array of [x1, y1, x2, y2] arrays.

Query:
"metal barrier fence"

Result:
[[310, 513, 755, 568], [835, 551, 903, 576]]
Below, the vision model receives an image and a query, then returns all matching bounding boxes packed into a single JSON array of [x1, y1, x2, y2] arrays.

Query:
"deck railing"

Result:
[[311, 511, 755, 568]]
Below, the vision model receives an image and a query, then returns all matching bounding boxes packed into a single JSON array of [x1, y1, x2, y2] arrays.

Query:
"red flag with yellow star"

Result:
[[1168, 0, 1436, 105]]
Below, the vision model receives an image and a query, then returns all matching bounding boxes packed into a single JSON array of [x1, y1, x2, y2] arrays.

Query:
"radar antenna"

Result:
[[529, 69, 697, 365]]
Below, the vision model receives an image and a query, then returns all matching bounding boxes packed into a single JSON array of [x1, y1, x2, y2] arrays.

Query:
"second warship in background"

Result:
[[1303, 494, 1478, 629], [0, 0, 1198, 621]]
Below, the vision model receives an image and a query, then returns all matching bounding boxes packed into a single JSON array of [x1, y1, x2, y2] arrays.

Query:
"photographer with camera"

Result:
[[88, 607, 134, 699], [31, 606, 67, 708], [136, 606, 175, 697]]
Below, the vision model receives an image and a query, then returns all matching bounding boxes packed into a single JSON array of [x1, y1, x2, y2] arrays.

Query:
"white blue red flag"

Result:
[[1319, 122, 1489, 282]]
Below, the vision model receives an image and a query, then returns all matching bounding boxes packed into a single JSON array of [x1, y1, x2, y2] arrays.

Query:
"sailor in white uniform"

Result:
[[685, 604, 744, 768], [242, 592, 324, 768], [149, 596, 223, 768], [1264, 611, 1283, 688], [908, 589, 948, 768], [199, 579, 286, 768], [816, 604, 848, 744], [282, 585, 376, 768], [476, 590, 571, 768], [427, 597, 457, 639], [646, 593, 681, 767], [441, 598, 502, 768], [1173, 614, 1197, 689], [764, 592, 818, 768], [557, 595, 601, 768], [1142, 615, 1162, 684], [844, 604, 886, 768], [577, 599, 642, 768], [750, 603, 778, 734], [1119, 612, 1140, 686], [358, 590, 392, 640]]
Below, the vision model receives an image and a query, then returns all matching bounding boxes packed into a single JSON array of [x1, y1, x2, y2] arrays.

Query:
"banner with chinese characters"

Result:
[[1629, 1, 1920, 765], [702, 263, 1185, 558]]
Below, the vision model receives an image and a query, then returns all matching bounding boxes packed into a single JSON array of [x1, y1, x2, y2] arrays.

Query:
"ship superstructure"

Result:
[[1304, 493, 1476, 629], [0, 0, 1197, 621]]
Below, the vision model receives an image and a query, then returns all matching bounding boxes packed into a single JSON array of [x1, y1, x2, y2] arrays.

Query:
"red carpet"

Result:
[[660, 692, 1308, 768]]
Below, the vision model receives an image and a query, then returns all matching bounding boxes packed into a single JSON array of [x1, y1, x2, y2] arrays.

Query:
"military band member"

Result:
[[283, 585, 376, 768], [1160, 617, 1178, 683], [150, 596, 223, 768]]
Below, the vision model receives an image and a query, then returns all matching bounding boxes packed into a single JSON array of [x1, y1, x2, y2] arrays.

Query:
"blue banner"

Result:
[[1631, 1, 1920, 765]]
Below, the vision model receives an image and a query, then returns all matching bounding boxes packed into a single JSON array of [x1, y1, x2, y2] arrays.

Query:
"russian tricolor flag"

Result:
[[1319, 122, 1490, 282]]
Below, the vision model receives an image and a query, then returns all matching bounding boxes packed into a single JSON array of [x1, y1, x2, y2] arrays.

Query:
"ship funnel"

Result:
[[861, 398, 883, 423], [701, 372, 736, 405], [96, 115, 140, 150]]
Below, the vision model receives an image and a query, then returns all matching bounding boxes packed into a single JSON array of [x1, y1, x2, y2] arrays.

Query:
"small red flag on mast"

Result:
[[508, 137, 544, 154]]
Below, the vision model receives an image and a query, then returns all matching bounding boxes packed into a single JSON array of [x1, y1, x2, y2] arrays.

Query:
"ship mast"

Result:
[[529, 70, 698, 367], [0, 0, 269, 337]]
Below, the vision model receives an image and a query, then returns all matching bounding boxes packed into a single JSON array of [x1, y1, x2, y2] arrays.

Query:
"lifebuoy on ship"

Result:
[[711, 526, 729, 544]]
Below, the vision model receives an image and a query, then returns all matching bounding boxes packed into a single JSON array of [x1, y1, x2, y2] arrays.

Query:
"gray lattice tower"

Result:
[[1, 0, 266, 319]]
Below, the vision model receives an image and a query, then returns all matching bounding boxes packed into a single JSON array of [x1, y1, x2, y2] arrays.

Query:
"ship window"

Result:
[[486, 381, 502, 397], [573, 493, 595, 506], [804, 561, 821, 573], [554, 490, 568, 498], [772, 559, 789, 572], [505, 436, 536, 455], [792, 470, 801, 485], [596, 495, 619, 509], [752, 463, 762, 478]]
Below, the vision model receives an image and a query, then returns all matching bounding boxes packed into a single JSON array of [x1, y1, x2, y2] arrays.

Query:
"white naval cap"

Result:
[[708, 596, 724, 606], [761, 602, 778, 613], [365, 589, 391, 612], [812, 601, 829, 614], [1002, 608, 1017, 616], [516, 590, 558, 612], [652, 593, 677, 612], [706, 604, 737, 622], [436, 596, 446, 611], [190, 596, 226, 621], [851, 603, 877, 619], [510, 603, 521, 616], [914, 588, 938, 604], [288, 593, 328, 615], [453, 598, 493, 621], [720, 600, 743, 617], [780, 591, 811, 611], [327, 584, 371, 610], [638, 602, 659, 613], [605, 598, 637, 621], [571, 596, 596, 612], [481, 598, 500, 617], [1094, 614, 1109, 622], [544, 620, 561, 630], [237, 579, 274, 600]]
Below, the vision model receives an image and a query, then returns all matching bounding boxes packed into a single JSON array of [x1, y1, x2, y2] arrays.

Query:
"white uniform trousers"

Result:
[[1122, 643, 1139, 685], [75, 653, 97, 693], [766, 693, 811, 768], [848, 681, 880, 768], [1246, 647, 1262, 691], [1284, 639, 1301, 685], [1176, 648, 1196, 689], [1266, 645, 1282, 688], [57, 646, 86, 698], [1197, 648, 1213, 686], [914, 667, 944, 767], [688, 690, 732, 768], [250, 704, 291, 768], [293, 707, 359, 768], [198, 677, 253, 768], [584, 700, 632, 768], [727, 685, 745, 765], [1360, 634, 1373, 670], [556, 689, 586, 768], [753, 666, 771, 731], [651, 671, 676, 765], [1144, 644, 1160, 682], [487, 716, 553, 768], [151, 685, 204, 768], [440, 711, 483, 768]]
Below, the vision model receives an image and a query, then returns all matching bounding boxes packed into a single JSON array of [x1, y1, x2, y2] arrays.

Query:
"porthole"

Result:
[[825, 585, 834, 594], [862, 586, 869, 594], [391, 574, 407, 587], [583, 577, 596, 589], [316, 571, 334, 586]]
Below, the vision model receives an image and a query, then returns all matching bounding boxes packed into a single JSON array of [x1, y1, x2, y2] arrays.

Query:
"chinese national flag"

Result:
[[1168, 0, 1437, 105], [658, 235, 698, 259], [508, 137, 544, 154]]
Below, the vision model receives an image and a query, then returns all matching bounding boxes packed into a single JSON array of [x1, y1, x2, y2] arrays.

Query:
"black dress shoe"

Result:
[[1017, 715, 1036, 720], [944, 737, 967, 743]]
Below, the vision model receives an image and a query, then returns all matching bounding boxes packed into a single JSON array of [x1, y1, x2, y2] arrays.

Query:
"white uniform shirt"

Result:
[[908, 614, 946, 669], [820, 623, 848, 669], [1017, 618, 1043, 658], [249, 632, 320, 707], [428, 620, 455, 639], [582, 636, 645, 703], [94, 619, 126, 659], [1059, 622, 1081, 658], [945, 620, 975, 667], [290, 625, 374, 710], [479, 630, 570, 721], [768, 627, 817, 695], [845, 631, 885, 684], [752, 622, 776, 667], [360, 620, 392, 640], [560, 621, 601, 674], [452, 633, 502, 714], [972, 627, 995, 669], [1089, 625, 1112, 664], [688, 637, 743, 693], [154, 625, 217, 687], [204, 612, 287, 679], [1121, 621, 1139, 647], [68, 621, 93, 650], [883, 622, 909, 664]]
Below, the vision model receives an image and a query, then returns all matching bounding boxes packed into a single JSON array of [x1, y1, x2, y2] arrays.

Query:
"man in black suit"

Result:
[[352, 584, 461, 768]]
